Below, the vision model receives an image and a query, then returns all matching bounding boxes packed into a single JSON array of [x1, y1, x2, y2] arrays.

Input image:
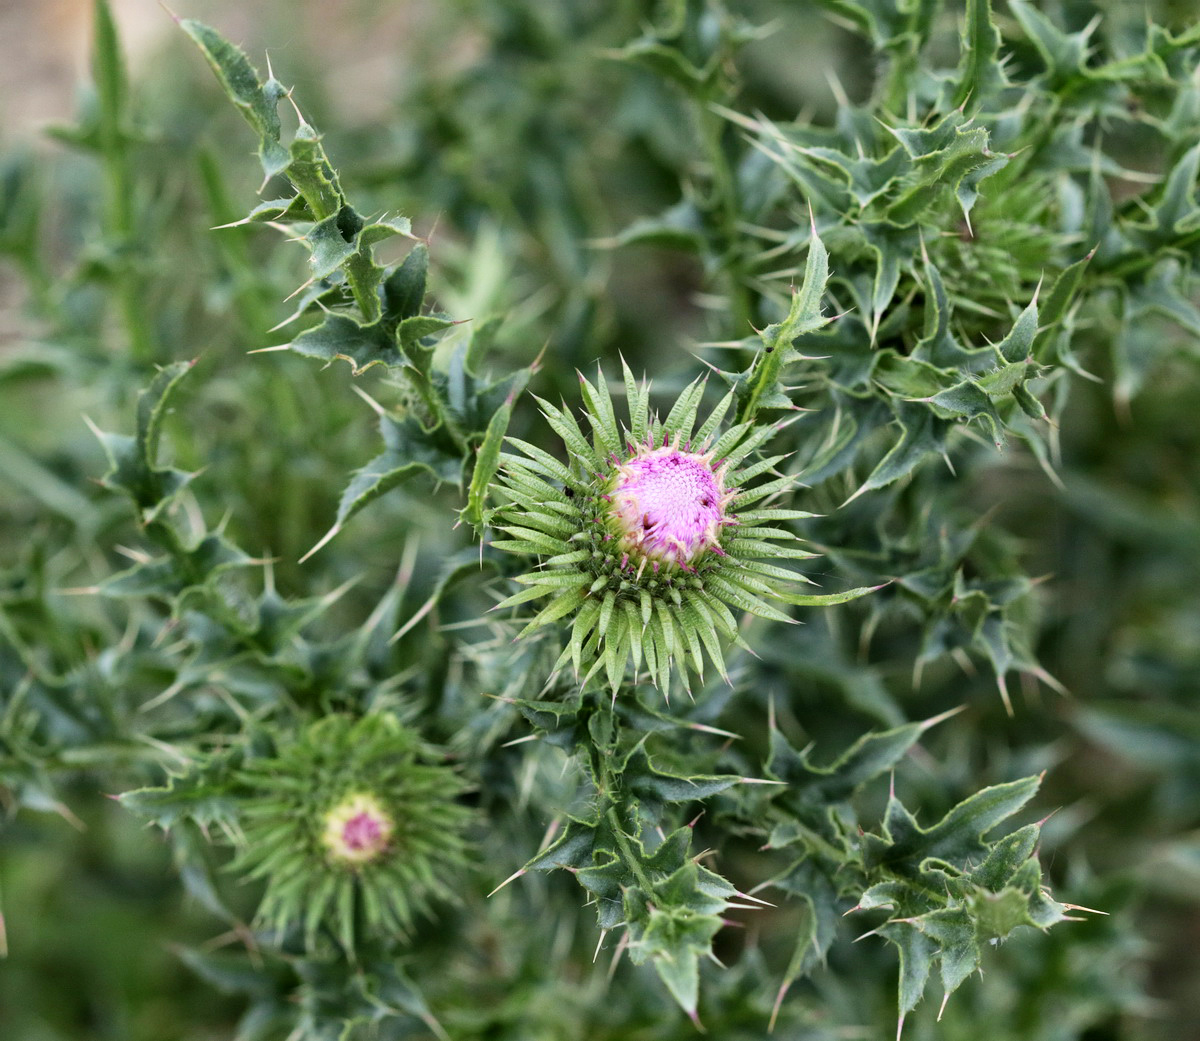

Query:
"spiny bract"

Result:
[[232, 714, 473, 951], [490, 363, 862, 695]]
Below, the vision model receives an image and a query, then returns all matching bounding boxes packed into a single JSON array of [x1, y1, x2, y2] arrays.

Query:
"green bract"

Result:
[[491, 363, 876, 695], [231, 714, 473, 952]]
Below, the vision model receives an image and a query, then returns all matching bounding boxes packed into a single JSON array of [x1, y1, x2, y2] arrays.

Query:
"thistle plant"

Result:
[[4, 1, 1200, 1039], [493, 365, 877, 693]]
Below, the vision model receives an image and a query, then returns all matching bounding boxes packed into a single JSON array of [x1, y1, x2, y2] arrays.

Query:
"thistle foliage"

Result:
[[2, 0, 1200, 1039]]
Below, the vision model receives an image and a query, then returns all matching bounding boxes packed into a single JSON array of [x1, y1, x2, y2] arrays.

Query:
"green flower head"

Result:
[[491, 364, 867, 695], [233, 714, 473, 951]]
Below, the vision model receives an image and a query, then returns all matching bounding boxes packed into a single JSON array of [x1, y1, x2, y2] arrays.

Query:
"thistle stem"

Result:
[[288, 158, 382, 326], [94, 0, 154, 363], [699, 103, 754, 338]]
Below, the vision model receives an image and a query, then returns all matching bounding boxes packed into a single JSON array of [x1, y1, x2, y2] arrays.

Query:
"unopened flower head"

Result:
[[232, 714, 473, 952], [322, 792, 394, 865], [491, 363, 827, 695]]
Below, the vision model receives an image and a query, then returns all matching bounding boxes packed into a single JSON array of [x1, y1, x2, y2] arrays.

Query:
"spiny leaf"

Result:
[[953, 0, 1004, 111], [93, 360, 196, 517], [180, 19, 289, 178], [383, 244, 429, 325], [463, 389, 521, 536], [287, 312, 400, 372], [866, 775, 1043, 872], [737, 226, 830, 423]]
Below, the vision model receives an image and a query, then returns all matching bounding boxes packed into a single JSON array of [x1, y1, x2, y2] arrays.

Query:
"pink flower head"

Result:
[[321, 792, 394, 865], [608, 440, 733, 569]]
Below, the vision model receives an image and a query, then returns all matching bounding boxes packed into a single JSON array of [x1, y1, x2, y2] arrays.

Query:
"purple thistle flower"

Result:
[[342, 812, 385, 851], [322, 792, 394, 865], [608, 442, 734, 569]]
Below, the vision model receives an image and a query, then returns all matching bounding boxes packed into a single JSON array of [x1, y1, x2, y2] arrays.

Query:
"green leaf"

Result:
[[99, 532, 252, 601], [953, 0, 1003, 110], [622, 743, 739, 813], [463, 389, 520, 535], [613, 199, 706, 253], [94, 360, 197, 517], [229, 195, 313, 226], [913, 909, 979, 996], [885, 125, 997, 225], [180, 19, 289, 178], [925, 380, 1004, 446], [1033, 248, 1095, 358], [1008, 0, 1081, 83], [774, 858, 843, 990], [398, 315, 456, 362], [650, 938, 701, 1017], [865, 775, 1042, 873], [879, 921, 934, 1019], [333, 413, 463, 526], [383, 244, 429, 325], [119, 769, 237, 831], [175, 948, 278, 999], [995, 295, 1039, 364], [287, 312, 400, 372], [850, 403, 942, 498], [522, 817, 597, 873], [767, 709, 955, 811], [778, 584, 883, 608], [92, 0, 127, 153], [737, 226, 830, 423], [1150, 142, 1200, 241], [969, 885, 1039, 940], [282, 123, 345, 220], [305, 206, 362, 280]]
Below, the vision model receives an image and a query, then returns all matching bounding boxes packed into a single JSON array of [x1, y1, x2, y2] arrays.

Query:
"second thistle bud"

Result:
[[230, 714, 473, 951]]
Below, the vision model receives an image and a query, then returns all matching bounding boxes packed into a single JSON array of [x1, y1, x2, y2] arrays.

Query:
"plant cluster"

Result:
[[2, 1, 1200, 1039]]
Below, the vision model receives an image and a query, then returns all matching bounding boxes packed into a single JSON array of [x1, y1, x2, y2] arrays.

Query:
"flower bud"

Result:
[[231, 714, 472, 951], [492, 365, 821, 694], [322, 792, 394, 865]]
